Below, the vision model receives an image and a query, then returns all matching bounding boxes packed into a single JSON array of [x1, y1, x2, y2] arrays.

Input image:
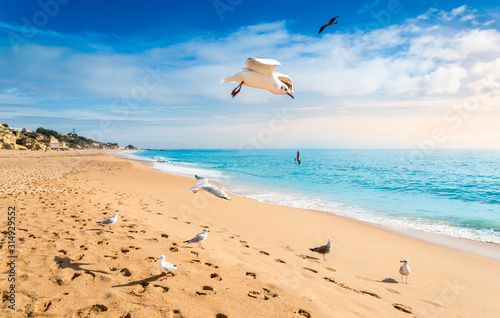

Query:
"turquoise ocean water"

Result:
[[124, 149, 500, 244]]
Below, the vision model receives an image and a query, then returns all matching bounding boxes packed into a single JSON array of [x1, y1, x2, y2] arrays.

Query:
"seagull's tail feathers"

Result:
[[183, 240, 191, 244], [220, 76, 235, 84]]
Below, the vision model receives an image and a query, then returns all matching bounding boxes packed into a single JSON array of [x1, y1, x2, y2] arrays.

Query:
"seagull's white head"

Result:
[[328, 238, 332, 243], [114, 213, 119, 217], [400, 259, 409, 264], [203, 228, 210, 233], [279, 85, 294, 99], [159, 255, 165, 260]]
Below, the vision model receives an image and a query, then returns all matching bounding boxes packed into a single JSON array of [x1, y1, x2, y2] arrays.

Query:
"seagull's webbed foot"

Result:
[[231, 81, 244, 98]]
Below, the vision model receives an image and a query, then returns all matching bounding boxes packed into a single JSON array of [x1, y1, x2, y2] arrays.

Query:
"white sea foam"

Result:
[[227, 182, 500, 244]]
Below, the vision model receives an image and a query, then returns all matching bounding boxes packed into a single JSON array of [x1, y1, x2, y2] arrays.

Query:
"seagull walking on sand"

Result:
[[318, 16, 340, 34], [190, 175, 231, 200], [294, 151, 301, 165], [158, 255, 177, 280], [221, 57, 294, 99], [309, 238, 332, 261], [184, 228, 210, 249], [97, 212, 119, 230], [399, 259, 411, 284]]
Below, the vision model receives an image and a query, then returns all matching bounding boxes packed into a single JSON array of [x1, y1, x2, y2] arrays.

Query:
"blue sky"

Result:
[[1, 1, 500, 149]]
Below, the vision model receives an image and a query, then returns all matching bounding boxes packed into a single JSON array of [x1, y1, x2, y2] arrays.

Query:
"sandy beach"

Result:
[[1, 150, 499, 318]]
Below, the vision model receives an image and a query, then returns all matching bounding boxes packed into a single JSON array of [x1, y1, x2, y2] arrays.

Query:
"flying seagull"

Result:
[[97, 212, 119, 230], [318, 16, 340, 34], [399, 259, 411, 284], [221, 57, 294, 99], [309, 238, 332, 261], [158, 255, 177, 280], [184, 228, 210, 249], [294, 151, 301, 165], [190, 175, 231, 200]]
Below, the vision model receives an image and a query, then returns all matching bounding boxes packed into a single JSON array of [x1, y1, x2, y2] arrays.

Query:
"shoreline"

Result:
[[2, 150, 499, 317], [115, 150, 500, 262]]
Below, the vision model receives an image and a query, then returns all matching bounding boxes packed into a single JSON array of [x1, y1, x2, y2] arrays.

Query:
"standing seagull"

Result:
[[97, 212, 119, 230], [399, 259, 411, 284], [318, 16, 340, 34], [158, 255, 177, 281], [309, 238, 332, 261], [190, 175, 231, 200], [221, 57, 294, 99], [294, 151, 301, 165], [184, 228, 210, 249]]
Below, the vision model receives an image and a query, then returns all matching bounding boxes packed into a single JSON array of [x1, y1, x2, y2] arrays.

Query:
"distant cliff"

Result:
[[0, 123, 132, 151]]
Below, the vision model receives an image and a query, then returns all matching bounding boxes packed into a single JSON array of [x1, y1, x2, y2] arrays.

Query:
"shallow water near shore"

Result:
[[123, 149, 500, 245]]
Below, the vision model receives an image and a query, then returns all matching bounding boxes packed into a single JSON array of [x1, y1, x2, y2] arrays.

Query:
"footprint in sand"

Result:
[[75, 304, 108, 316], [170, 247, 179, 252], [323, 277, 381, 299], [385, 288, 400, 294], [191, 251, 199, 256], [153, 284, 169, 293], [146, 238, 158, 242], [297, 309, 311, 317], [420, 299, 444, 308], [196, 286, 216, 296], [169, 309, 183, 318], [275, 259, 286, 264], [161, 234, 169, 238], [392, 303, 413, 314], [356, 275, 373, 282], [120, 268, 132, 277], [247, 288, 279, 300], [210, 273, 222, 281], [303, 267, 318, 273], [246, 272, 257, 279], [259, 251, 270, 256]]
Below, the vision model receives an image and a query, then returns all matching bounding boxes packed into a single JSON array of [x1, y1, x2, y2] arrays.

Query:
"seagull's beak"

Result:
[[287, 92, 294, 99]]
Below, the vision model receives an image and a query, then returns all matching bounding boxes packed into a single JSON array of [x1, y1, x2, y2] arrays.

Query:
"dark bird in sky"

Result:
[[318, 16, 340, 34], [294, 151, 301, 165]]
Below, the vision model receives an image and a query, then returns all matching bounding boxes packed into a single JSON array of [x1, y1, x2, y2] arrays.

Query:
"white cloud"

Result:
[[1, 6, 500, 148]]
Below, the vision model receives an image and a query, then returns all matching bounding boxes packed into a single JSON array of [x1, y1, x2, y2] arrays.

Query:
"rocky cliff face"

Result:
[[0, 125, 50, 151]]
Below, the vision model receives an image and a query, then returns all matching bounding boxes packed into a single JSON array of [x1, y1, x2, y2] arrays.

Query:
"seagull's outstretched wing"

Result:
[[329, 16, 340, 24], [195, 175, 210, 186], [243, 57, 281, 76], [318, 24, 329, 34], [274, 72, 295, 93], [202, 185, 231, 200], [190, 175, 208, 192]]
